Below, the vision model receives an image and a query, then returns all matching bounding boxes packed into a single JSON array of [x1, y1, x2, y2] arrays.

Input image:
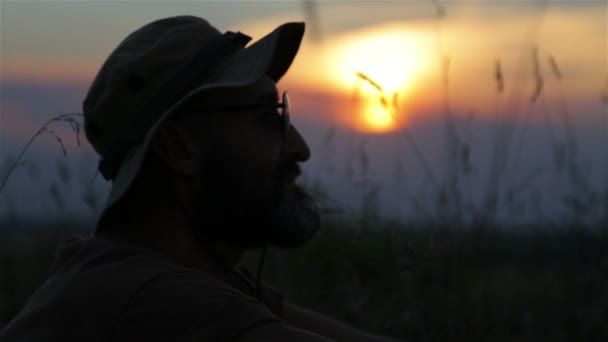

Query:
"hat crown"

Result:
[[83, 16, 222, 157]]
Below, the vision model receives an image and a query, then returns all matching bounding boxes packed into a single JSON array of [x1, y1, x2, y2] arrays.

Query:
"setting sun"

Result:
[[325, 23, 434, 133], [361, 99, 396, 132]]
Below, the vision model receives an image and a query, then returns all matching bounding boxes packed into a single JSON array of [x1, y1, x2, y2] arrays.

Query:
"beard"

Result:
[[195, 152, 320, 248], [266, 183, 321, 248]]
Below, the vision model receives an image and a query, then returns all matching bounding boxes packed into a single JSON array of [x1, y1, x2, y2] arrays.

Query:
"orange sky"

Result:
[[1, 1, 606, 136]]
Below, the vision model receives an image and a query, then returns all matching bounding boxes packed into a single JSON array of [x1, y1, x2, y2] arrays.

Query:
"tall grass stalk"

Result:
[[0, 113, 83, 195], [482, 58, 508, 226], [494, 59, 504, 95], [431, 0, 464, 223], [603, 74, 608, 224], [550, 56, 578, 171], [509, 47, 544, 187], [481, 1, 547, 224], [550, 56, 599, 224], [354, 72, 440, 196]]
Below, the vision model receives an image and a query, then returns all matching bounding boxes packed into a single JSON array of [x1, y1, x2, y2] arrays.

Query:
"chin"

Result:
[[266, 183, 321, 249], [211, 181, 320, 249]]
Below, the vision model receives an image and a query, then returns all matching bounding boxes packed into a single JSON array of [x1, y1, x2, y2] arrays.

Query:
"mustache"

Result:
[[279, 161, 301, 183]]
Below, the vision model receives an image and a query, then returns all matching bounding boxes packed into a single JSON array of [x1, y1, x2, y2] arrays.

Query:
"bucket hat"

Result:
[[83, 15, 305, 212]]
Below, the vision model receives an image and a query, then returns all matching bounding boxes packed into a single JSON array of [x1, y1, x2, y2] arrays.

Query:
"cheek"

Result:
[[214, 139, 281, 196], [202, 118, 283, 198], [245, 144, 282, 196], [230, 127, 282, 181]]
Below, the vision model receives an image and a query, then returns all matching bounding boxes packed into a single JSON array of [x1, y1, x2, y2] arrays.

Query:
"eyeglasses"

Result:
[[196, 91, 291, 138], [268, 91, 291, 139]]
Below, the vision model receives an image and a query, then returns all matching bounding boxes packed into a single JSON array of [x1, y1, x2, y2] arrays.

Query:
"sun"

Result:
[[361, 98, 396, 132], [325, 23, 433, 133]]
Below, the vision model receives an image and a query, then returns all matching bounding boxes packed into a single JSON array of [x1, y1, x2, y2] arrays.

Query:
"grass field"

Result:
[[2, 218, 607, 341]]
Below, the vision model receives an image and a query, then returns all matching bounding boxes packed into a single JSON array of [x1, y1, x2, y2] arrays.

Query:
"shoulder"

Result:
[[112, 268, 282, 341], [234, 322, 335, 342]]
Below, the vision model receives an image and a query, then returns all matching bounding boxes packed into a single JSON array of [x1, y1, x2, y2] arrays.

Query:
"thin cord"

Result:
[[255, 244, 268, 301], [205, 243, 258, 295]]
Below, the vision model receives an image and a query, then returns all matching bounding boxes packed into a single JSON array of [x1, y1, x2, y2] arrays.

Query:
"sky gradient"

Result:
[[1, 1, 607, 226]]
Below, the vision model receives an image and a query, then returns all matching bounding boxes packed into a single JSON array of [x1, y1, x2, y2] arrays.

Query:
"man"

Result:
[[0, 16, 401, 341]]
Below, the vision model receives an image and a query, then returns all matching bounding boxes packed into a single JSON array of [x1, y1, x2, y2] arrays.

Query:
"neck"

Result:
[[96, 200, 246, 277]]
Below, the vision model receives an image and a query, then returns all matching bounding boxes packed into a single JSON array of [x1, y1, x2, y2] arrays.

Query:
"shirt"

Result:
[[0, 237, 284, 341]]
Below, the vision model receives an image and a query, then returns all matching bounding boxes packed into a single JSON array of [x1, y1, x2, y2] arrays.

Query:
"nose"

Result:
[[282, 124, 311, 162]]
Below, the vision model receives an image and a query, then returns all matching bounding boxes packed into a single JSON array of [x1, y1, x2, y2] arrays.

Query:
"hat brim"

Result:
[[101, 22, 305, 217]]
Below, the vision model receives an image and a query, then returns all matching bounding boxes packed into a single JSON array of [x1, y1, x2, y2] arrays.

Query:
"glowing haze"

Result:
[[232, 2, 605, 133], [326, 25, 434, 133], [2, 1, 605, 137]]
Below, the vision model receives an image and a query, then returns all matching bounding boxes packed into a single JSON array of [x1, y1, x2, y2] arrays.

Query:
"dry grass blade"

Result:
[[530, 46, 543, 104], [603, 74, 608, 196], [355, 72, 383, 93], [53, 134, 67, 158], [495, 59, 504, 94], [547, 55, 562, 81], [460, 143, 472, 175], [354, 72, 440, 192], [379, 96, 388, 108], [392, 92, 399, 109], [355, 71, 390, 110], [0, 113, 83, 194], [442, 56, 451, 86], [49, 182, 65, 210], [56, 159, 71, 185], [64, 117, 82, 147]]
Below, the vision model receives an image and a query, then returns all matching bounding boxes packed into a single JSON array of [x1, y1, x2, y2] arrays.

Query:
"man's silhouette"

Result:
[[1, 16, 401, 342]]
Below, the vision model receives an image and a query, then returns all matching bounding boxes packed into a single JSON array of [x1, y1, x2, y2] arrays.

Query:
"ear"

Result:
[[150, 121, 201, 176]]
